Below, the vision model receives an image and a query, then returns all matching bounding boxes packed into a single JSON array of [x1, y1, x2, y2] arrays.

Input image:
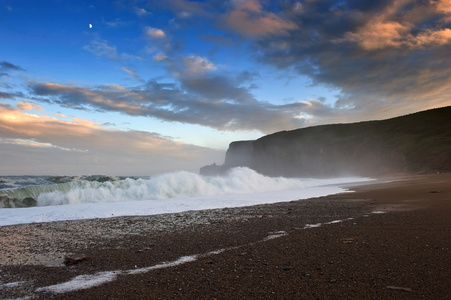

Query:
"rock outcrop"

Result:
[[200, 106, 451, 177]]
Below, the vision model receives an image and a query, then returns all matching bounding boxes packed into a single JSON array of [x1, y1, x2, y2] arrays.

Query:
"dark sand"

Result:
[[1, 173, 450, 299]]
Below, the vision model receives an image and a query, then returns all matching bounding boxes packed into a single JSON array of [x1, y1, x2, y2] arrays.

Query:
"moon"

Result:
[[89, 24, 92, 28]]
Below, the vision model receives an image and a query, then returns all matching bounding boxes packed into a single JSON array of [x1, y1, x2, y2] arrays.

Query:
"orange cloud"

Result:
[[0, 106, 93, 137], [35, 82, 144, 115], [433, 0, 451, 13], [413, 28, 451, 47], [343, 0, 451, 50], [222, 0, 298, 37], [345, 19, 410, 50], [16, 101, 44, 111], [0, 105, 224, 175]]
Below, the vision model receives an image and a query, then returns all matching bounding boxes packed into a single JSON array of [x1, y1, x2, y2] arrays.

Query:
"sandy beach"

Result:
[[1, 173, 450, 299]]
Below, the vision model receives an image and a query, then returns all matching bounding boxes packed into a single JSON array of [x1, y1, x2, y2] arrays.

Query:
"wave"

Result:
[[0, 168, 310, 208]]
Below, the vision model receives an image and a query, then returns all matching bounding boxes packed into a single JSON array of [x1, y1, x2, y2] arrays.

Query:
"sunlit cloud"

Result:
[[222, 0, 298, 37], [16, 101, 44, 111], [434, 0, 451, 13], [344, 19, 410, 50], [146, 27, 166, 39], [0, 138, 87, 152], [344, 18, 451, 50], [29, 75, 308, 134], [0, 105, 224, 175], [247, 0, 451, 120], [183, 55, 216, 74], [122, 67, 143, 82], [337, 0, 451, 50]]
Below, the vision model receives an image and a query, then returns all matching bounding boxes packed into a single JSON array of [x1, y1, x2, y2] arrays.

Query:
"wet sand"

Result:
[[1, 173, 450, 299]]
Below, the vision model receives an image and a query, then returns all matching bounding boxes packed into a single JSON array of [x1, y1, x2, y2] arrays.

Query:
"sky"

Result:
[[1, 0, 451, 176]]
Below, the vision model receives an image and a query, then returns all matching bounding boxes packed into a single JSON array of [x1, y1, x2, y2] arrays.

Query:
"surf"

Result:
[[1, 168, 315, 208]]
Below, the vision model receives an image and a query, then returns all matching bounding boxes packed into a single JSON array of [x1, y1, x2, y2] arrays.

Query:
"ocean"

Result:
[[0, 167, 372, 226]]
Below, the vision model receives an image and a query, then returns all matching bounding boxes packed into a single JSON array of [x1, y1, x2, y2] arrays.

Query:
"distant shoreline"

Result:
[[1, 173, 450, 299]]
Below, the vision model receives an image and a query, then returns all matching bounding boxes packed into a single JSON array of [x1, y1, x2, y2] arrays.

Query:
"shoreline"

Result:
[[1, 173, 450, 299], [0, 175, 372, 227]]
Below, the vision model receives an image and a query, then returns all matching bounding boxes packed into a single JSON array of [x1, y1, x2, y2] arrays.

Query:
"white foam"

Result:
[[325, 218, 353, 225], [263, 231, 288, 241], [36, 271, 119, 293], [35, 168, 316, 206], [36, 254, 199, 293], [0, 169, 373, 226], [0, 281, 28, 288], [126, 255, 198, 275], [304, 223, 322, 229]]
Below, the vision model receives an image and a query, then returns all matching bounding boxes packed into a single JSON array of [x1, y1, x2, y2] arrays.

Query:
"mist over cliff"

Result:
[[201, 106, 451, 177]]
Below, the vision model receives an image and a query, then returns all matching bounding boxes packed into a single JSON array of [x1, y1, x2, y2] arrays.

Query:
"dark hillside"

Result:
[[201, 106, 451, 177]]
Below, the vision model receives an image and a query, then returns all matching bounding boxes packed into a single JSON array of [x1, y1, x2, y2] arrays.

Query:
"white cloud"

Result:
[[83, 39, 118, 59], [134, 7, 149, 16], [146, 27, 166, 39], [183, 55, 216, 74], [83, 39, 142, 60], [153, 53, 168, 61]]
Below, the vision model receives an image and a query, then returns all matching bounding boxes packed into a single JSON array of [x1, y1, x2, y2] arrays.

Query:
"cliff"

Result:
[[200, 106, 451, 177]]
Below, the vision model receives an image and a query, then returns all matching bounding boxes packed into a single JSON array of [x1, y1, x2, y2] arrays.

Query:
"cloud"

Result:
[[146, 27, 166, 39], [158, 0, 213, 19], [344, 19, 411, 50], [29, 68, 307, 134], [0, 105, 224, 175], [0, 91, 14, 99], [221, 0, 298, 37], [341, 0, 451, 50], [0, 138, 86, 152], [182, 55, 216, 74], [153, 53, 168, 61], [0, 61, 26, 79], [434, 0, 451, 14], [0, 61, 25, 72], [16, 101, 44, 111], [83, 39, 142, 60], [245, 0, 451, 121], [83, 39, 118, 59], [122, 67, 143, 82], [104, 19, 130, 28], [134, 7, 149, 16]]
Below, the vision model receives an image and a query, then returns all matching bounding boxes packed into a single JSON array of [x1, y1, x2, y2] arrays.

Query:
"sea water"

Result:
[[0, 167, 372, 226]]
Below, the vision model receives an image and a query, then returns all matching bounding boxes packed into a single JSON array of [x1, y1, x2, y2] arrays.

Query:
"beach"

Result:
[[1, 173, 450, 299]]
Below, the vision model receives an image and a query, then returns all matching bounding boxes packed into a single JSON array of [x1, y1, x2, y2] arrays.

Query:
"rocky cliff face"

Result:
[[224, 141, 254, 167], [200, 106, 451, 177]]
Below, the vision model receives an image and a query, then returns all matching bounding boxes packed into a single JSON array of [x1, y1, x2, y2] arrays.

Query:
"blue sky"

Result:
[[1, 0, 451, 175]]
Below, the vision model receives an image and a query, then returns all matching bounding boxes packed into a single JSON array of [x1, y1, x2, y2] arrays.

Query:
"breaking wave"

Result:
[[0, 168, 313, 208]]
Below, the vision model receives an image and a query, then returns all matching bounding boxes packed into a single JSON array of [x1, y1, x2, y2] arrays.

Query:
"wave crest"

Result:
[[35, 168, 307, 206]]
